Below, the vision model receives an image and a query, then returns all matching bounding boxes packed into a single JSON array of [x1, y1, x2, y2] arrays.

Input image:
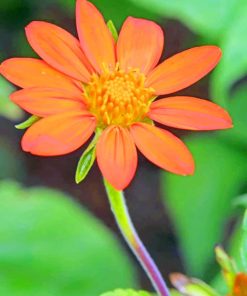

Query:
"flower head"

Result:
[[0, 0, 232, 190]]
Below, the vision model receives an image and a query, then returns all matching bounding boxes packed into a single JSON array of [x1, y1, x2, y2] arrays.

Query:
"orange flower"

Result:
[[0, 0, 232, 190], [231, 273, 247, 296]]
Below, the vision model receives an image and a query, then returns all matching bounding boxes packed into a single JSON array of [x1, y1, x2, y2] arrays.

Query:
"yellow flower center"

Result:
[[85, 65, 155, 128]]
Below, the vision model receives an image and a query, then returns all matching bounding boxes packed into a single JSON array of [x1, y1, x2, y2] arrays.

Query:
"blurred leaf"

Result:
[[241, 210, 247, 271], [131, 0, 236, 40], [0, 181, 136, 296], [233, 194, 247, 209], [0, 77, 23, 121], [163, 135, 247, 277], [217, 84, 247, 148], [15, 115, 40, 130], [170, 290, 183, 296], [91, 0, 159, 28], [57, 0, 158, 28], [100, 289, 153, 296], [227, 209, 247, 275], [211, 0, 247, 106]]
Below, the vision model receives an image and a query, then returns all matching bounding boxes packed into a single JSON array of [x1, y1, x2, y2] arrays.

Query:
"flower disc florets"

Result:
[[85, 64, 155, 128]]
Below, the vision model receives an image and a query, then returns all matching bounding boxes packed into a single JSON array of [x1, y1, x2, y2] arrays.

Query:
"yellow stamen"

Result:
[[85, 64, 155, 127]]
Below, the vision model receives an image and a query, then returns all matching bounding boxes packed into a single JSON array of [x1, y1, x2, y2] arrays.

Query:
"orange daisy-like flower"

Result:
[[0, 0, 232, 190]]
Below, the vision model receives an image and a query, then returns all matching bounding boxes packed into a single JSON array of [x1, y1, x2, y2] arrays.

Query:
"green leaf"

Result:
[[170, 290, 183, 296], [0, 181, 136, 296], [15, 115, 40, 129], [240, 210, 247, 271], [233, 194, 247, 209], [57, 0, 158, 28], [162, 135, 247, 277], [90, 0, 158, 29], [216, 84, 247, 148], [100, 289, 154, 296], [130, 0, 236, 40], [211, 0, 247, 106], [0, 76, 23, 121]]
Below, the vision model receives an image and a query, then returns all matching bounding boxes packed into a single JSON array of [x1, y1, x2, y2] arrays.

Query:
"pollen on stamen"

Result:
[[85, 64, 155, 128]]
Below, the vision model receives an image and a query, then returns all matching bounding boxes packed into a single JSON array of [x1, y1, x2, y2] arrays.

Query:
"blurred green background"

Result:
[[0, 0, 247, 295]]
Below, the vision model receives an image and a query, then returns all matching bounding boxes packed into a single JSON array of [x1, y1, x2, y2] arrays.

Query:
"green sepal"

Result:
[[107, 20, 119, 41], [75, 130, 101, 184], [142, 117, 154, 125], [15, 115, 40, 129]]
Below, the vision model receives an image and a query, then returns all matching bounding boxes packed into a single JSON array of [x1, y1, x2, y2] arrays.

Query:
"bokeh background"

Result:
[[0, 0, 247, 295]]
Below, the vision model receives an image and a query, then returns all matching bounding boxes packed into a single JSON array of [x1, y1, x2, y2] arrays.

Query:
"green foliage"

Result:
[[228, 207, 247, 272], [100, 289, 153, 296], [0, 77, 23, 121], [163, 136, 247, 277], [130, 0, 236, 40], [0, 181, 136, 296], [57, 0, 158, 28], [217, 85, 247, 147], [92, 0, 159, 28], [211, 0, 247, 106]]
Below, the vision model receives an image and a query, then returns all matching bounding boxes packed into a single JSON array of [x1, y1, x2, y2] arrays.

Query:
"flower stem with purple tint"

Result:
[[104, 179, 170, 296]]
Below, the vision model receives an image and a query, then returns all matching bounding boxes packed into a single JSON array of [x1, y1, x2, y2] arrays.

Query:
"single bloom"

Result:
[[0, 0, 232, 190]]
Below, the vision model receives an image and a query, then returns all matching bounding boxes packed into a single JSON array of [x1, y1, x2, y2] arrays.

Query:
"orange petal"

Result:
[[130, 123, 194, 175], [76, 0, 115, 73], [117, 17, 164, 75], [22, 111, 96, 156], [25, 21, 93, 82], [0, 58, 82, 94], [11, 88, 86, 117], [146, 46, 222, 95], [148, 96, 233, 130], [96, 126, 137, 190], [233, 273, 247, 296]]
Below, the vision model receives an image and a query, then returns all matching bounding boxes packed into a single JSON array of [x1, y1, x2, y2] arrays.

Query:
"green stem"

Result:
[[104, 179, 170, 296]]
